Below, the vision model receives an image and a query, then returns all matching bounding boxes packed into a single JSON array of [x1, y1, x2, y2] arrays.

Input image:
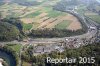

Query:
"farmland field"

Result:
[[87, 15, 100, 23], [23, 23, 33, 31], [76, 5, 100, 24], [85, 11, 100, 23], [0, 0, 82, 31], [24, 11, 41, 18], [55, 20, 71, 29]]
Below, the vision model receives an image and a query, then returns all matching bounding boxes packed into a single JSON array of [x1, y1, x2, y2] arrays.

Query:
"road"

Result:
[[0, 11, 99, 45], [0, 10, 99, 66]]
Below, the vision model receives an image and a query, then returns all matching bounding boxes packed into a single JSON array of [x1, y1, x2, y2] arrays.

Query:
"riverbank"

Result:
[[0, 46, 17, 66]]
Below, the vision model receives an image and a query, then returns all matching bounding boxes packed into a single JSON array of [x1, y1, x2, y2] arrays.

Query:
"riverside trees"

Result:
[[0, 17, 23, 41], [28, 28, 86, 38]]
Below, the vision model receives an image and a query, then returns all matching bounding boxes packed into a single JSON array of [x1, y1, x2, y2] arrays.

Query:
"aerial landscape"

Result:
[[0, 0, 100, 66]]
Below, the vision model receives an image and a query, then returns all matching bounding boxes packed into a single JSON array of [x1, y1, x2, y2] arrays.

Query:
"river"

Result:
[[0, 50, 16, 66]]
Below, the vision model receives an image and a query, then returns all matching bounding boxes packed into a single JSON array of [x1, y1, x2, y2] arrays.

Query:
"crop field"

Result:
[[85, 11, 100, 23], [0, 0, 82, 31], [55, 20, 71, 29], [76, 5, 100, 24], [23, 23, 33, 31], [87, 15, 100, 23]]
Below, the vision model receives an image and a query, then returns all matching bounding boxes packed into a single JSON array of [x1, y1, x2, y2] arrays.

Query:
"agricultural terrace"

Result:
[[21, 7, 82, 30], [0, 0, 82, 31]]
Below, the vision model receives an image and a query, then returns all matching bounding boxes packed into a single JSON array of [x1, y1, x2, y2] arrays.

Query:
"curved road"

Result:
[[0, 11, 99, 45], [0, 10, 99, 66]]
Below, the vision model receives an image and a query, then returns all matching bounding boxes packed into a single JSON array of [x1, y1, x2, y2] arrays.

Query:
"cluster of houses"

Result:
[[32, 35, 97, 55], [33, 43, 64, 56], [32, 37, 87, 55], [65, 38, 84, 48]]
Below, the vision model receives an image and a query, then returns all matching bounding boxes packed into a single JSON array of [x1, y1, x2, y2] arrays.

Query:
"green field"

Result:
[[0, 0, 77, 31], [24, 11, 41, 18], [6, 44, 22, 53], [55, 20, 71, 29], [23, 23, 33, 31], [42, 7, 52, 12], [77, 5, 100, 24], [47, 10, 65, 18], [87, 15, 100, 23]]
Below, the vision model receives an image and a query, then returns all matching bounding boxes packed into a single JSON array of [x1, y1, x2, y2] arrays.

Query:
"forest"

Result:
[[0, 15, 24, 41]]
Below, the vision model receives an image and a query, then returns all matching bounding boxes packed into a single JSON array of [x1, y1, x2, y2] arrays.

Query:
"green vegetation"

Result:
[[24, 11, 41, 18], [21, 43, 100, 66], [13, 0, 41, 6], [29, 28, 86, 38], [47, 10, 65, 18], [6, 44, 22, 53], [0, 17, 24, 41], [0, 22, 20, 41], [76, 5, 86, 15], [55, 20, 71, 29], [76, 8, 85, 15], [2, 18, 23, 31], [23, 23, 33, 31], [86, 15, 100, 23], [0, 46, 19, 66], [42, 7, 52, 12], [6, 12, 21, 18]]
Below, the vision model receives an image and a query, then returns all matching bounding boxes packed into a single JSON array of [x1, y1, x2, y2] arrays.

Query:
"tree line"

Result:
[[28, 28, 86, 38], [0, 46, 19, 66], [0, 16, 24, 41]]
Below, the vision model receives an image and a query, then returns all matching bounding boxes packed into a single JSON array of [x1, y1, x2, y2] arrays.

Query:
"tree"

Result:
[[0, 22, 20, 41], [0, 13, 2, 20]]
